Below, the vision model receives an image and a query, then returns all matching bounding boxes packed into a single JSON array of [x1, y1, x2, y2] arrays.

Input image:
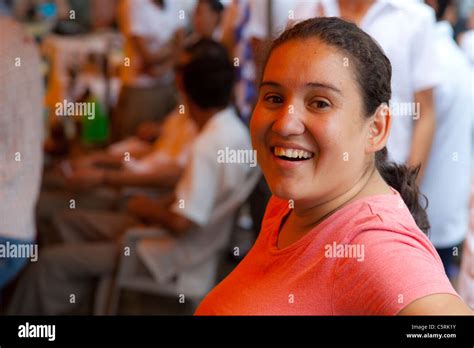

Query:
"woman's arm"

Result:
[[398, 294, 473, 315]]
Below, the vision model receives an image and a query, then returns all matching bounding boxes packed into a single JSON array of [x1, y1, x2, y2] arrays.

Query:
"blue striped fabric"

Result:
[[233, 0, 257, 124]]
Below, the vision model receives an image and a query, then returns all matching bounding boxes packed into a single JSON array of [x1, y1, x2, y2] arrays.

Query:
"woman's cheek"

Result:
[[251, 106, 272, 135], [249, 112, 263, 148]]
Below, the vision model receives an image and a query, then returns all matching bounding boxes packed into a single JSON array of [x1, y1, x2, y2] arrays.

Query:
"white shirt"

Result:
[[117, 0, 185, 87], [293, 0, 440, 164], [420, 21, 472, 248], [172, 107, 252, 226], [460, 29, 474, 68], [116, 108, 198, 173], [138, 107, 253, 284], [0, 17, 44, 241], [246, 0, 300, 39]]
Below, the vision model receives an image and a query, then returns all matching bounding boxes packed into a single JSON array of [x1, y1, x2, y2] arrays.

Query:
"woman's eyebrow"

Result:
[[259, 81, 281, 89], [306, 82, 342, 95], [260, 81, 342, 95]]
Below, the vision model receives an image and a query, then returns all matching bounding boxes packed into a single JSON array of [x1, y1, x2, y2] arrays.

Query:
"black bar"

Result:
[[0, 316, 472, 346]]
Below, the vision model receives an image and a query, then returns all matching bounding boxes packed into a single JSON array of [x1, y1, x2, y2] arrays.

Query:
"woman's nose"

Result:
[[271, 105, 305, 137]]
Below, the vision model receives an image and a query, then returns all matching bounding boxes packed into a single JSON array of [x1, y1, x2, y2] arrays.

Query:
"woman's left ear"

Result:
[[366, 103, 391, 154]]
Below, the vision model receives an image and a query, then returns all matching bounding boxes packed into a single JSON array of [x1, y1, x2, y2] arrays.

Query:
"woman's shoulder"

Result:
[[326, 189, 420, 239], [327, 189, 441, 263], [332, 192, 455, 315]]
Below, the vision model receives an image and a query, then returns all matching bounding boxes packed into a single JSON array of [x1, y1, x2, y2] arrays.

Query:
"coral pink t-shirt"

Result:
[[195, 189, 459, 315]]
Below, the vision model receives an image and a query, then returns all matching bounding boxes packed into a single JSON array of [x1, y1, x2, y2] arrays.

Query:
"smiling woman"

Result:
[[194, 17, 473, 316]]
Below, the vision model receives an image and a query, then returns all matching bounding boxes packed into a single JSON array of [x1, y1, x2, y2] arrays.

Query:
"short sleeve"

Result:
[[410, 7, 440, 92], [332, 229, 458, 315], [171, 140, 219, 226]]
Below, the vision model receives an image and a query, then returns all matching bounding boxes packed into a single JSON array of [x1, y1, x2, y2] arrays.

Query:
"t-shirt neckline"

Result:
[[268, 187, 399, 255]]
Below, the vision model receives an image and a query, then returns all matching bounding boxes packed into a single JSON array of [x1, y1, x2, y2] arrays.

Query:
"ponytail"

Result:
[[375, 147, 430, 235]]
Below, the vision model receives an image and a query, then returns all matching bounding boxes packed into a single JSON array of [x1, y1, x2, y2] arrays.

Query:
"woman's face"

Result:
[[250, 39, 372, 207]]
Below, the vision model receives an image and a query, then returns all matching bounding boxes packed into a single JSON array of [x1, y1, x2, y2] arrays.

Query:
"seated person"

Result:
[[63, 48, 199, 190], [65, 105, 197, 190], [36, 50, 198, 245], [7, 39, 254, 315]]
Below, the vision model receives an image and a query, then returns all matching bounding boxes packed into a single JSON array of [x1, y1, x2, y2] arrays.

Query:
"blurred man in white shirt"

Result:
[[421, 0, 472, 278], [0, 13, 43, 289], [458, 7, 474, 67]]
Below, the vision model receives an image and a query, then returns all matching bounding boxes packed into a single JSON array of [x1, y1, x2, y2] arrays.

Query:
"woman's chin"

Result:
[[270, 183, 301, 202]]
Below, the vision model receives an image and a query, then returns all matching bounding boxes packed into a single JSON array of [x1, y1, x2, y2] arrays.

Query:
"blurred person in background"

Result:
[[458, 5, 474, 67], [0, 9, 44, 289], [0, 0, 12, 15], [66, 0, 227, 181], [11, 0, 87, 32], [456, 0, 474, 311], [7, 39, 254, 315], [460, 178, 474, 309], [186, 0, 224, 43], [36, 51, 198, 245], [220, 0, 259, 123], [113, 0, 186, 140], [11, 0, 117, 30], [62, 53, 198, 192], [293, 0, 439, 182], [421, 0, 472, 279], [90, 0, 117, 30]]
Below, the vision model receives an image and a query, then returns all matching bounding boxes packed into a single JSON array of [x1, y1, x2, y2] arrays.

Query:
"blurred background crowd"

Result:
[[0, 0, 473, 315]]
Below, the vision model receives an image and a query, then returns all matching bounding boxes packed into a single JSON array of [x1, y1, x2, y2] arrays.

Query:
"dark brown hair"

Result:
[[263, 17, 429, 234]]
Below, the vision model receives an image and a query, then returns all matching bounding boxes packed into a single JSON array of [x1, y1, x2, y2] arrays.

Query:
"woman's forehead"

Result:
[[263, 40, 353, 92]]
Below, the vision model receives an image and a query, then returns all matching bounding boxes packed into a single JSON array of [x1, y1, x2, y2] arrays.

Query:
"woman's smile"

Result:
[[269, 142, 316, 169]]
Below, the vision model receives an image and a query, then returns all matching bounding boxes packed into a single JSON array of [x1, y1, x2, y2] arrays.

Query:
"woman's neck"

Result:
[[289, 166, 391, 231]]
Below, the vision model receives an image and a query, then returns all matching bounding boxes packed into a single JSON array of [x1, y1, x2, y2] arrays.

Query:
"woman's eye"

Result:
[[264, 95, 283, 104], [311, 100, 330, 109]]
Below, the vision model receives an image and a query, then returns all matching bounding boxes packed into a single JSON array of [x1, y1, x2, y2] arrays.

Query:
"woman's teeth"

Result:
[[273, 147, 314, 160]]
